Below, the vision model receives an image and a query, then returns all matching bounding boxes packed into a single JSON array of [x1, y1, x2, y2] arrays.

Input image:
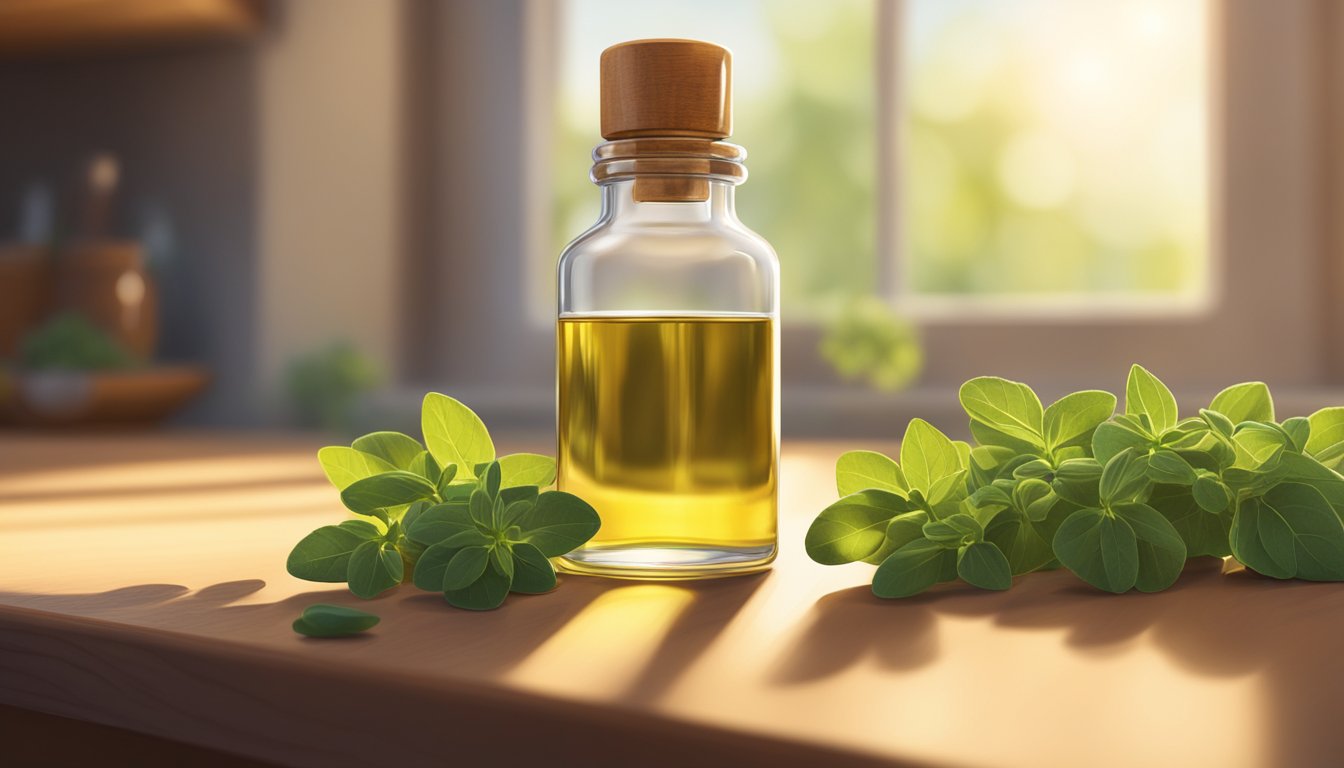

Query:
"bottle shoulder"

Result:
[[557, 216, 778, 316], [558, 217, 778, 268]]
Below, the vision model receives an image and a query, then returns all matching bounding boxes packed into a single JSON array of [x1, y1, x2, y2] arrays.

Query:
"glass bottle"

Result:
[[555, 39, 780, 579]]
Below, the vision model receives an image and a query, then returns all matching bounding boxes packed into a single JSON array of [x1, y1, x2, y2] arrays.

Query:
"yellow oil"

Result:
[[556, 315, 777, 578]]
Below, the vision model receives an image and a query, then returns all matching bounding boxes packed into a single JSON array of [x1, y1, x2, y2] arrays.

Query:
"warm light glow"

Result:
[[904, 0, 1210, 302], [507, 584, 697, 698], [0, 455, 321, 496]]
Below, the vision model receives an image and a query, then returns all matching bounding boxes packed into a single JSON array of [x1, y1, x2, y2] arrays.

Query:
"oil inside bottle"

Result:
[[556, 314, 777, 578]]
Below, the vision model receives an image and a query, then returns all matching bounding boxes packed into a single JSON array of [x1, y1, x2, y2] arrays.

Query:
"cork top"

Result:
[[600, 39, 732, 140]]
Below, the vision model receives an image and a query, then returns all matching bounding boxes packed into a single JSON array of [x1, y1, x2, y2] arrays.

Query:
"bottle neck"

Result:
[[599, 178, 739, 226]]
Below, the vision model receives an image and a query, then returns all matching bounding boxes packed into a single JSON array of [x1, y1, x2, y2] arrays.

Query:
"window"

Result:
[[547, 0, 1209, 318], [899, 0, 1209, 310]]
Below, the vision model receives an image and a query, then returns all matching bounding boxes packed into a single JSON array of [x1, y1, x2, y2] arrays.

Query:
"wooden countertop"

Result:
[[2, 433, 1343, 768]]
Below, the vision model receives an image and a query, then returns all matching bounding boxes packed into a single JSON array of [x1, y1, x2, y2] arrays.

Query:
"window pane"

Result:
[[550, 0, 876, 316], [902, 0, 1210, 303]]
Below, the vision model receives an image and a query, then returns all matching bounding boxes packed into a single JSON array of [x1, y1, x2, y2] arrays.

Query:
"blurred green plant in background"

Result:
[[820, 298, 922, 391], [19, 312, 134, 371], [285, 342, 381, 433]]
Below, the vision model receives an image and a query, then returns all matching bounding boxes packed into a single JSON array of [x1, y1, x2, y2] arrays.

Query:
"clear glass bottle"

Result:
[[555, 40, 779, 579]]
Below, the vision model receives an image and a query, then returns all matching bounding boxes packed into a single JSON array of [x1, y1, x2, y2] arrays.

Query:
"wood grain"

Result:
[[600, 39, 732, 140], [1, 433, 1343, 767]]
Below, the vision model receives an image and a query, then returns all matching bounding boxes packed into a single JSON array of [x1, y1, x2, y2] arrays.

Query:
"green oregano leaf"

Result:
[[1053, 508, 1139, 593], [959, 377, 1045, 448], [411, 541, 457, 591], [1111, 502, 1186, 592], [956, 541, 1012, 590], [1099, 448, 1151, 504], [347, 540, 404, 599], [1149, 483, 1231, 558], [805, 489, 912, 565], [1231, 482, 1344, 581], [1042, 390, 1116, 453], [435, 463, 459, 496], [1192, 474, 1233, 514], [872, 539, 955, 598], [985, 507, 1060, 575], [351, 431, 424, 470], [483, 460, 503, 500], [900, 418, 963, 491], [1306, 407, 1344, 470], [1011, 458, 1053, 481], [317, 446, 397, 491], [968, 445, 1019, 487], [1281, 417, 1310, 454], [835, 450, 908, 496], [444, 564, 512, 611], [1146, 449, 1196, 485], [406, 502, 475, 545], [865, 511, 930, 565], [1200, 408, 1236, 438], [292, 604, 380, 638], [1232, 423, 1288, 469], [490, 545, 515, 580], [442, 546, 491, 591], [408, 450, 441, 484], [287, 521, 382, 582], [500, 485, 540, 506], [969, 419, 1044, 455], [509, 542, 557, 594], [469, 489, 494, 529], [511, 490, 602, 557], [1052, 458, 1103, 506], [340, 471, 437, 515], [923, 513, 982, 544], [422, 393, 495, 481], [497, 453, 557, 488], [1092, 420, 1152, 465], [1125, 365, 1178, 434], [1209, 382, 1274, 423]]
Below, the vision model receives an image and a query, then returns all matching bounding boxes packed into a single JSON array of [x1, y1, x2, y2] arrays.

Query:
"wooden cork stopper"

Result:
[[600, 39, 732, 140]]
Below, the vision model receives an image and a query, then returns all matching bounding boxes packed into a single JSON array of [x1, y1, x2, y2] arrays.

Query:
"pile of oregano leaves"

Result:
[[806, 365, 1344, 597], [287, 393, 600, 612]]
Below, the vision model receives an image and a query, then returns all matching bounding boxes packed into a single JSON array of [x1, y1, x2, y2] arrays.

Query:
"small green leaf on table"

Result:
[[293, 604, 380, 638]]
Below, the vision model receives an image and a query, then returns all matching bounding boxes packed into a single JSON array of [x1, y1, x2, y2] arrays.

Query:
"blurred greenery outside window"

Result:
[[546, 0, 1209, 319]]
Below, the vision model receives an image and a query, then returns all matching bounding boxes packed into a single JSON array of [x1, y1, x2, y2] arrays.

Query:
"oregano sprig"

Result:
[[807, 364, 1344, 597], [287, 393, 601, 611]]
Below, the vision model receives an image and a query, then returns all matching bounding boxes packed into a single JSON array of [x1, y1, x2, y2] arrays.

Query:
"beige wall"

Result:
[[256, 0, 404, 409]]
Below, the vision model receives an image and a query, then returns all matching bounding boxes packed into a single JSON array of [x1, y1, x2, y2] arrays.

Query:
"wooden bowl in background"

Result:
[[0, 366, 210, 428]]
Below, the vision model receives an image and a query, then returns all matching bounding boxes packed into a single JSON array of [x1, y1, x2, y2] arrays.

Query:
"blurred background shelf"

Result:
[[0, 0, 263, 56]]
